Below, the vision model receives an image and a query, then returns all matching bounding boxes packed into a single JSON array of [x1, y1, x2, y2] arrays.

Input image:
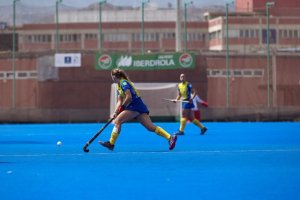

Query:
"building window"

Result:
[[254, 70, 263, 76], [233, 70, 242, 76], [25, 34, 51, 43], [245, 29, 249, 38], [195, 33, 205, 41], [188, 32, 198, 41], [29, 71, 38, 78], [120, 33, 130, 41], [288, 30, 293, 38], [104, 33, 130, 42], [294, 30, 298, 38], [284, 30, 288, 38], [60, 34, 81, 43], [240, 29, 244, 38], [132, 33, 140, 41], [211, 70, 222, 76], [17, 72, 28, 79], [239, 29, 258, 38], [85, 33, 97, 39], [0, 22, 7, 30], [162, 32, 175, 39], [0, 71, 38, 80], [243, 70, 252, 76], [228, 30, 239, 38], [209, 30, 221, 40], [250, 29, 255, 38], [207, 69, 263, 78]]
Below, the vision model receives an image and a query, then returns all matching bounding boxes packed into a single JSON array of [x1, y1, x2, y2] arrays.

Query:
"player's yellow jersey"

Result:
[[178, 81, 192, 100], [117, 78, 140, 100]]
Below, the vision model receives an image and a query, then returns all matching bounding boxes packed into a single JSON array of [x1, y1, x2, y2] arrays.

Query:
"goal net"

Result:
[[110, 83, 181, 121]]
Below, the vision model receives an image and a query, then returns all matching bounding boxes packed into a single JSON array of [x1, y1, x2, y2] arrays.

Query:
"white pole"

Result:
[[176, 0, 182, 52]]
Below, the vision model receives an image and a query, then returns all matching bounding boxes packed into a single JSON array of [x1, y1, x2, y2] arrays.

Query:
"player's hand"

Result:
[[172, 100, 177, 103], [201, 101, 208, 107], [111, 113, 117, 119], [113, 105, 125, 117], [117, 105, 125, 113]]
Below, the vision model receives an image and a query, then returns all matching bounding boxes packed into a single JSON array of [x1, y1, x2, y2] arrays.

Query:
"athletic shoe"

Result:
[[201, 127, 208, 135], [99, 141, 114, 151], [169, 135, 177, 150], [174, 131, 184, 136]]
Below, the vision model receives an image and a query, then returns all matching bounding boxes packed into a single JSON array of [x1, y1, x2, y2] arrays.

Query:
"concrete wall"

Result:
[[1, 51, 299, 122]]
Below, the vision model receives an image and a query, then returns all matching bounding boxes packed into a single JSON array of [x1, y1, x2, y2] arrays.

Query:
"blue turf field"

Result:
[[0, 122, 300, 200]]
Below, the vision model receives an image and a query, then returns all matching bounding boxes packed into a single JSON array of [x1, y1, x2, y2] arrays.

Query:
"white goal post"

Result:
[[110, 83, 182, 120]]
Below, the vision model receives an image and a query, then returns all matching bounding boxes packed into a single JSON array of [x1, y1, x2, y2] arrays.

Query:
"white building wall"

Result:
[[59, 9, 177, 23]]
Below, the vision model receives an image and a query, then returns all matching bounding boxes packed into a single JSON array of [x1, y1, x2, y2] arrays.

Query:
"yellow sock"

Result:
[[192, 119, 204, 129], [179, 117, 187, 132], [109, 132, 119, 145], [155, 126, 171, 140]]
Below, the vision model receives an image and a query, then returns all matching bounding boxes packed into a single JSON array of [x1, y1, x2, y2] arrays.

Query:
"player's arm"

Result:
[[114, 90, 132, 116], [122, 89, 132, 107], [173, 91, 181, 103], [190, 88, 197, 103], [201, 100, 208, 107], [112, 95, 123, 118], [196, 95, 208, 107]]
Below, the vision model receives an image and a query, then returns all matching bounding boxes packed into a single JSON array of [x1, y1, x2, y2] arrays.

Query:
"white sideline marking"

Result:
[[0, 148, 300, 157]]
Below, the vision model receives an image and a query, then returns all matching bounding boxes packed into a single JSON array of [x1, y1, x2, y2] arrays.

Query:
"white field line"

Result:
[[0, 148, 300, 157]]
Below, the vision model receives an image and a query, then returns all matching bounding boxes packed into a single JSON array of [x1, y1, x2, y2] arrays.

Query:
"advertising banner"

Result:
[[55, 53, 81, 67], [95, 53, 195, 70]]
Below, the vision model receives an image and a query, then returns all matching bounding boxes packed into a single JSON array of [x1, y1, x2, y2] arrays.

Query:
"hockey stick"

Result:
[[83, 117, 115, 153], [162, 98, 189, 103]]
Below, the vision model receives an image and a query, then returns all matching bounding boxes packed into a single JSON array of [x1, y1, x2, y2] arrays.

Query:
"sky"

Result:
[[0, 0, 227, 7]]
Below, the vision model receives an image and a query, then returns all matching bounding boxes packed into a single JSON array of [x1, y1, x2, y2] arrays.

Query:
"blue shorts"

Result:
[[125, 97, 149, 114], [182, 101, 195, 109]]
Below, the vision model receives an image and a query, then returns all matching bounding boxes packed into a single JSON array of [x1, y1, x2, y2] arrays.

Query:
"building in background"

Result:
[[7, 0, 299, 54], [207, 0, 300, 52], [0, 22, 15, 52], [235, 0, 300, 15], [17, 21, 208, 53]]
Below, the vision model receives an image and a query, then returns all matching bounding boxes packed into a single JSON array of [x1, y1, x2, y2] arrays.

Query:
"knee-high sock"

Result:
[[192, 119, 204, 129], [179, 117, 187, 132], [109, 132, 119, 145], [155, 126, 171, 140]]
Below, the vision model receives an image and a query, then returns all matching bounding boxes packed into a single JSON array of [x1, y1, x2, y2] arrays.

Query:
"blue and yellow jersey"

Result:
[[117, 78, 140, 101], [178, 81, 192, 100], [116, 78, 149, 114]]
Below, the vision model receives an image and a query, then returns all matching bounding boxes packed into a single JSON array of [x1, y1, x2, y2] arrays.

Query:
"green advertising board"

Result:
[[95, 52, 195, 70]]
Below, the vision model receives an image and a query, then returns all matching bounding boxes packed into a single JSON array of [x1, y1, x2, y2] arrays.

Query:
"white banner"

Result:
[[55, 53, 81, 67]]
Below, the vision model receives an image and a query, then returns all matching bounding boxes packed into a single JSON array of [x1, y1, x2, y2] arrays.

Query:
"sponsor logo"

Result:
[[179, 53, 193, 68], [96, 53, 194, 70], [98, 54, 112, 69], [117, 55, 133, 67], [64, 56, 72, 64], [117, 55, 175, 68]]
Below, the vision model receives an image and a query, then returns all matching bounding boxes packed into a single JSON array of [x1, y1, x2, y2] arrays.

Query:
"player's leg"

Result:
[[137, 114, 177, 150], [189, 109, 207, 135], [194, 110, 201, 121], [99, 110, 139, 150], [175, 109, 188, 135], [137, 113, 169, 139]]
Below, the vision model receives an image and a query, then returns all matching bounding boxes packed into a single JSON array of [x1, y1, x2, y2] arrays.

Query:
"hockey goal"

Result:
[[110, 83, 181, 121]]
